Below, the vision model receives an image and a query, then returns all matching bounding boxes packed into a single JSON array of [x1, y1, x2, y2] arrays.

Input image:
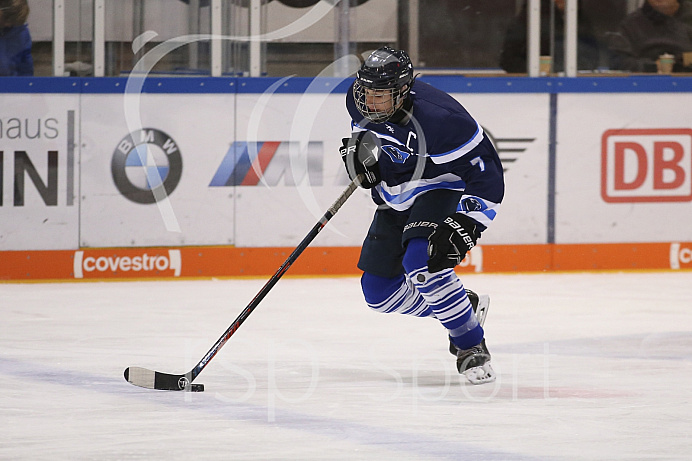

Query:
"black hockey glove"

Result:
[[339, 132, 381, 189], [427, 213, 480, 273]]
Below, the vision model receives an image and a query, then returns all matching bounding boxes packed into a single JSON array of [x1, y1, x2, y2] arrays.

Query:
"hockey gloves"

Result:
[[427, 213, 480, 273], [339, 131, 381, 189]]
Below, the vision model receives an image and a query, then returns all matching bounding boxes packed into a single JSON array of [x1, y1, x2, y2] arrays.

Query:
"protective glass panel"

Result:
[[20, 0, 640, 77]]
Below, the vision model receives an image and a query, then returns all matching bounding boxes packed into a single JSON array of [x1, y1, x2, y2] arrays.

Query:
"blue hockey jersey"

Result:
[[345, 80, 505, 231]]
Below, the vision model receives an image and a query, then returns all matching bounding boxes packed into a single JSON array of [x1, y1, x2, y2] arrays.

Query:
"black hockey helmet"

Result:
[[354, 46, 415, 123]]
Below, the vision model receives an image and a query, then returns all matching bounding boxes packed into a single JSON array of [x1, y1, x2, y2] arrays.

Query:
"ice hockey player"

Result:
[[340, 46, 505, 384]]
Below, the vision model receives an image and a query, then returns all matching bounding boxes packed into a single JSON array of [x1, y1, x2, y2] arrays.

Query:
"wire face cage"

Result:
[[353, 81, 411, 123]]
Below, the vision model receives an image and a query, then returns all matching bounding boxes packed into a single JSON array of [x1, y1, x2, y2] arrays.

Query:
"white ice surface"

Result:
[[2, 271, 692, 460]]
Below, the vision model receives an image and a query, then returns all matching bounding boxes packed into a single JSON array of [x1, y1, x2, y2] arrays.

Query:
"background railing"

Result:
[[25, 0, 641, 78]]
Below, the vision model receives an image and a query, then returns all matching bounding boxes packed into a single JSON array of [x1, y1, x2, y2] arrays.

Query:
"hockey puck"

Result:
[[187, 383, 204, 392]]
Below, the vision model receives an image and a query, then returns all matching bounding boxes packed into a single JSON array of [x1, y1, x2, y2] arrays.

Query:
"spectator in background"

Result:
[[0, 0, 32, 76], [500, 0, 601, 73], [609, 0, 692, 72]]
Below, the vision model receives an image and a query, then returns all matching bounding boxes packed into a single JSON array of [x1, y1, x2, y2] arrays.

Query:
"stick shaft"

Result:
[[188, 178, 361, 381]]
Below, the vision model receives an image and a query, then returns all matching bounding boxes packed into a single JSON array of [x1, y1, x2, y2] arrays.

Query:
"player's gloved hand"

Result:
[[339, 132, 381, 189], [427, 213, 480, 273]]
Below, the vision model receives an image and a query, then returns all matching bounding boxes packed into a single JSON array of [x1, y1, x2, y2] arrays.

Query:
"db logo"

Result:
[[670, 243, 692, 270], [601, 129, 692, 203], [456, 246, 483, 273]]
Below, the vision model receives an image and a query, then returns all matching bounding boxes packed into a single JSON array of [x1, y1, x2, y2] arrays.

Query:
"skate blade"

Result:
[[464, 362, 496, 385]]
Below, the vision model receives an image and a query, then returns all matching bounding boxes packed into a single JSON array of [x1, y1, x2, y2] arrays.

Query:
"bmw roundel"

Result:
[[111, 128, 183, 204]]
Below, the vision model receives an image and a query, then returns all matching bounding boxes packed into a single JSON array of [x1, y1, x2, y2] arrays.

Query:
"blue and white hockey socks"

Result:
[[361, 272, 433, 317], [360, 238, 484, 351], [402, 238, 484, 350]]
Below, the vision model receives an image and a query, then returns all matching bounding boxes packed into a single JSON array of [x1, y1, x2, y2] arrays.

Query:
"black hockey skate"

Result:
[[454, 338, 495, 384], [449, 289, 496, 384]]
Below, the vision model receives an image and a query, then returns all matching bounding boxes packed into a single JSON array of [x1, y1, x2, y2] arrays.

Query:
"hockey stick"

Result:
[[124, 176, 362, 391]]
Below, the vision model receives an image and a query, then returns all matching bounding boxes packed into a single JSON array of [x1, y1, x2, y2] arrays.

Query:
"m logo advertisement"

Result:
[[111, 128, 183, 204], [210, 141, 322, 187], [601, 129, 692, 203]]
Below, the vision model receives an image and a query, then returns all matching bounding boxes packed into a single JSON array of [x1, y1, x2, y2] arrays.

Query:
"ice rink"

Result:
[[2, 271, 691, 460]]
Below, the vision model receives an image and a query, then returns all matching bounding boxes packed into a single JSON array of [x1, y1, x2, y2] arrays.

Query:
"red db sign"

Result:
[[601, 129, 692, 203]]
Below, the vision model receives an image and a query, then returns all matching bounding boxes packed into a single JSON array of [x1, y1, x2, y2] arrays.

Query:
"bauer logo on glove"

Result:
[[427, 213, 480, 273], [339, 131, 382, 189], [443, 216, 476, 248]]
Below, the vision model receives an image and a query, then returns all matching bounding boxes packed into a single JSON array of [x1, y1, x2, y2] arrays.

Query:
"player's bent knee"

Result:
[[361, 272, 406, 310], [402, 237, 429, 274]]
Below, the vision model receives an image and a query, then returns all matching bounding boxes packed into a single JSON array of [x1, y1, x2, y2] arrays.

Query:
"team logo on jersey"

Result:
[[461, 197, 486, 212], [111, 128, 183, 204], [381, 145, 411, 164], [210, 141, 323, 187]]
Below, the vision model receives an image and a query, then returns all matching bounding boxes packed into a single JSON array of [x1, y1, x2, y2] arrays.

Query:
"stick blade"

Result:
[[124, 366, 188, 391]]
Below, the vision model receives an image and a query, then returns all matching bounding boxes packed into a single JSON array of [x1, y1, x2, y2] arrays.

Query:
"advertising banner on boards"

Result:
[[456, 93, 552, 245], [0, 94, 80, 250], [230, 91, 553, 248], [3, 81, 692, 255], [231, 90, 374, 248], [79, 93, 237, 248], [556, 93, 692, 244]]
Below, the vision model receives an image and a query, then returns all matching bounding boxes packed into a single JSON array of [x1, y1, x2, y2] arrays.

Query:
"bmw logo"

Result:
[[111, 128, 183, 204]]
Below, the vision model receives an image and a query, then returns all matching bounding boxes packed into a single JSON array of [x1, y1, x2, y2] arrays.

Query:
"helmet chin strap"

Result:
[[388, 93, 414, 125]]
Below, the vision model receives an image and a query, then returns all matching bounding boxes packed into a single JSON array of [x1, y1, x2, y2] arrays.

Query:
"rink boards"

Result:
[[1, 76, 691, 279], [1, 241, 691, 281]]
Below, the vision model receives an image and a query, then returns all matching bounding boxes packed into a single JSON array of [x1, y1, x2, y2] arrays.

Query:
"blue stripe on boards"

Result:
[[547, 93, 558, 244], [4, 76, 692, 95]]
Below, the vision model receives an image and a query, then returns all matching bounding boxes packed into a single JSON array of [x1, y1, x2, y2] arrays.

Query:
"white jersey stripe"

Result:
[[429, 123, 485, 164]]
